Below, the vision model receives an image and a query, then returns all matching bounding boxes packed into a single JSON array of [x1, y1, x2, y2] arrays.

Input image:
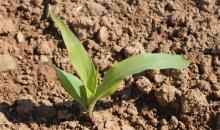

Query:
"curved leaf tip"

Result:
[[95, 53, 190, 99]]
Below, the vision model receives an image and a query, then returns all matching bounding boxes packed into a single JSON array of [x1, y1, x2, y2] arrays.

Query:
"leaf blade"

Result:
[[96, 53, 190, 99], [56, 68, 87, 107], [51, 14, 97, 95]]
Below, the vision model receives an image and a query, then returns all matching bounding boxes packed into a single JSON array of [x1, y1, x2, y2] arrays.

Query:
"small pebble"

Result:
[[0, 55, 16, 72], [16, 31, 24, 43], [40, 55, 49, 63], [98, 26, 109, 42]]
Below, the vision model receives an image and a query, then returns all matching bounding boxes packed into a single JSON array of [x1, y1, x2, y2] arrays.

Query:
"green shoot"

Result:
[[50, 14, 190, 114]]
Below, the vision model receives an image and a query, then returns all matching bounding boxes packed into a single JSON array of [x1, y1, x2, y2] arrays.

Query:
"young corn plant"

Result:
[[51, 14, 190, 114]]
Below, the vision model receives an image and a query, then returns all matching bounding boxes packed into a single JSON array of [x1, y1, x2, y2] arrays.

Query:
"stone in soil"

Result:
[[16, 31, 24, 43], [0, 55, 16, 72], [97, 26, 109, 43]]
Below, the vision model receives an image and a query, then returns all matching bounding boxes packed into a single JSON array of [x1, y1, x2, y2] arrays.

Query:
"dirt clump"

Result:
[[36, 41, 51, 55], [0, 15, 17, 35], [196, 80, 211, 95], [197, 0, 215, 12], [155, 84, 178, 106], [0, 0, 219, 129], [181, 89, 208, 114], [86, 0, 108, 16], [135, 76, 153, 94]]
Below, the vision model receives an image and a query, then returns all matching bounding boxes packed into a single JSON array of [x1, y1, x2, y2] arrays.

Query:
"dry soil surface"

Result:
[[0, 0, 220, 130]]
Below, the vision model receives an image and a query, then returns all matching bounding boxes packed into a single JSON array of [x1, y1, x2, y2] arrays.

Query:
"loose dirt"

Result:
[[0, 0, 220, 129]]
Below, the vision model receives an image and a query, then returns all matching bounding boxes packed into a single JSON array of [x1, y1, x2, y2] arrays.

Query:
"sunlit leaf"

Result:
[[51, 14, 97, 97], [51, 14, 191, 113], [56, 68, 87, 107], [95, 53, 190, 99]]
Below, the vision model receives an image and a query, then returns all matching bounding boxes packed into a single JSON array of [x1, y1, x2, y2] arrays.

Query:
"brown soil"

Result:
[[0, 0, 220, 130]]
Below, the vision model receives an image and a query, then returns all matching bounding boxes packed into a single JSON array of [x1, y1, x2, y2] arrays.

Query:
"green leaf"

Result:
[[95, 53, 190, 99], [56, 68, 87, 107], [97, 81, 122, 100], [50, 14, 97, 97]]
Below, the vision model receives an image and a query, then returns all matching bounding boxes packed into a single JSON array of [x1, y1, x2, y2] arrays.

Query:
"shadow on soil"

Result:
[[0, 86, 194, 128], [0, 100, 94, 127], [0, 86, 217, 129], [0, 88, 131, 127]]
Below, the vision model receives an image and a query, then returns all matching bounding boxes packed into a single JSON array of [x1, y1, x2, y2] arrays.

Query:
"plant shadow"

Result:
[[0, 100, 94, 127], [0, 86, 134, 127]]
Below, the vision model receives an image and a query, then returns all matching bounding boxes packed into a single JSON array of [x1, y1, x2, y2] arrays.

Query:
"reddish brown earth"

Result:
[[0, 0, 220, 129]]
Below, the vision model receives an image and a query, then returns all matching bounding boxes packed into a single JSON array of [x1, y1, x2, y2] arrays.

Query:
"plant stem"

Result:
[[86, 101, 96, 114]]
